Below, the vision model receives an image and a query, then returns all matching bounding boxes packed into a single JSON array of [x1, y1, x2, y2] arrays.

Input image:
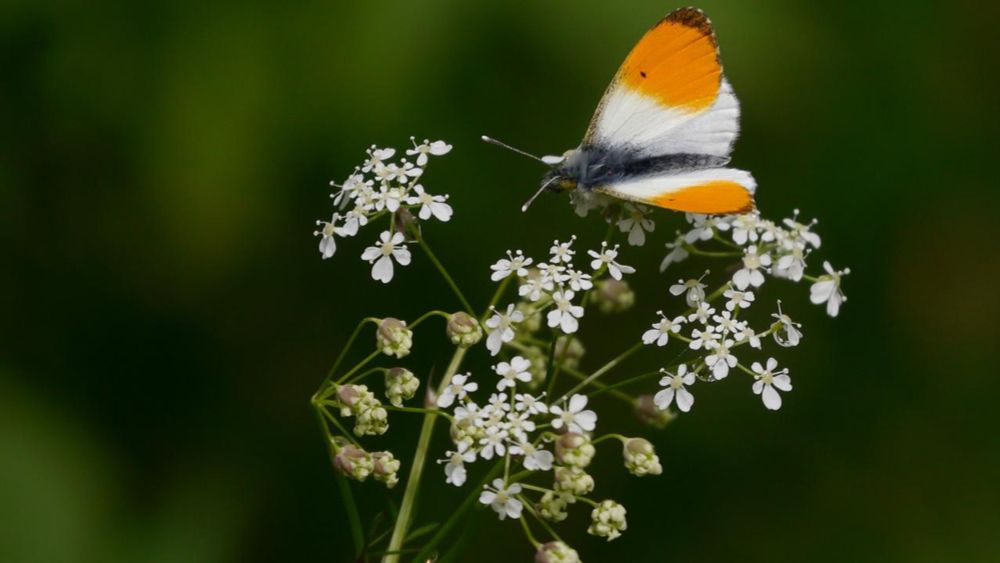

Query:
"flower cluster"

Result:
[[314, 138, 453, 283]]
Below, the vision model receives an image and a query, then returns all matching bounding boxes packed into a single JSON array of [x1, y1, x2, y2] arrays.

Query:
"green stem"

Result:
[[314, 318, 377, 400], [409, 225, 475, 316], [518, 506, 542, 548], [682, 242, 742, 258], [314, 409, 364, 557], [558, 341, 644, 401], [336, 349, 382, 384], [384, 347, 467, 563]]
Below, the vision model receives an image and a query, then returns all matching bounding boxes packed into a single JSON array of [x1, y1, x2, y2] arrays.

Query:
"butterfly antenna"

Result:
[[481, 135, 547, 163], [521, 176, 559, 213]]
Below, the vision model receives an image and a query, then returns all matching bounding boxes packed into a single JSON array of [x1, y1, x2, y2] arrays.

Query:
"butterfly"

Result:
[[485, 7, 755, 215]]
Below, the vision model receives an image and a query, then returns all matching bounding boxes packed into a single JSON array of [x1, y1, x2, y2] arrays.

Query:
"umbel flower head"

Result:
[[384, 367, 419, 407], [446, 312, 483, 348], [588, 500, 627, 541], [376, 317, 413, 358], [622, 437, 662, 476]]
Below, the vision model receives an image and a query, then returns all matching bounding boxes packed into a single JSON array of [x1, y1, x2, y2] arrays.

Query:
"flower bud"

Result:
[[634, 394, 675, 429], [333, 445, 373, 481], [371, 451, 401, 488], [554, 466, 594, 495], [592, 279, 635, 314], [384, 367, 419, 407], [535, 541, 581, 563], [554, 432, 595, 468], [588, 500, 627, 541], [537, 490, 575, 522], [394, 207, 417, 232], [622, 438, 662, 476], [553, 336, 585, 370], [446, 312, 483, 347], [376, 317, 413, 358]]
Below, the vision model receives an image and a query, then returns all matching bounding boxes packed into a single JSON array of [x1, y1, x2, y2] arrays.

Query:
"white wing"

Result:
[[596, 167, 756, 215]]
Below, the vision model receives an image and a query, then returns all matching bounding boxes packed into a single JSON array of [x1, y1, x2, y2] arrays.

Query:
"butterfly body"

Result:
[[534, 7, 757, 215]]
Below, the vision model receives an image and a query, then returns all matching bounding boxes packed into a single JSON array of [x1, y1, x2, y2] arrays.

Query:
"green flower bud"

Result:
[[535, 541, 581, 563], [371, 451, 401, 488], [622, 437, 662, 476], [376, 317, 413, 358], [554, 432, 595, 468], [554, 466, 594, 495], [446, 312, 483, 347], [384, 367, 419, 407], [588, 500, 627, 541]]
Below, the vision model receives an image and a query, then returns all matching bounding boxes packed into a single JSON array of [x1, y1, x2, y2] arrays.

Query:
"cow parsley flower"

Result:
[[670, 275, 707, 307], [705, 339, 737, 380], [485, 304, 524, 355], [771, 302, 803, 347], [751, 358, 792, 410], [547, 291, 585, 334], [642, 310, 685, 346], [588, 500, 627, 541], [407, 184, 453, 221], [660, 237, 689, 272], [655, 364, 695, 412], [732, 244, 771, 290], [494, 356, 532, 391], [509, 440, 554, 471], [550, 394, 597, 433], [491, 250, 533, 281], [436, 372, 478, 408], [617, 203, 655, 246], [439, 441, 476, 486], [549, 236, 576, 264], [406, 137, 452, 166], [479, 479, 523, 520], [588, 242, 635, 280], [361, 230, 411, 283], [314, 213, 345, 259], [723, 287, 755, 311], [810, 261, 850, 317]]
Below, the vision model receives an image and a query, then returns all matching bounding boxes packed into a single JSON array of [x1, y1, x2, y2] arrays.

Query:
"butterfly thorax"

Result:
[[543, 145, 730, 193]]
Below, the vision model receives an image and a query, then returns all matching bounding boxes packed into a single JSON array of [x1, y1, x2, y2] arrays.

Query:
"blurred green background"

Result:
[[3, 0, 999, 561]]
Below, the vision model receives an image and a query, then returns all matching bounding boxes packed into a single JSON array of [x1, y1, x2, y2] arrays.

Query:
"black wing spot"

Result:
[[640, 71, 647, 78]]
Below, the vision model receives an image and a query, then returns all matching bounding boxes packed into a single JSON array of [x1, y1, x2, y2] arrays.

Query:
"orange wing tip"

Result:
[[652, 180, 755, 215]]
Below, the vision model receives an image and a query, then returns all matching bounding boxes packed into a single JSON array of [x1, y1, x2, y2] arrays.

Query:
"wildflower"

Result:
[[711, 311, 742, 336], [622, 437, 662, 476], [642, 310, 685, 346], [730, 213, 760, 245], [660, 238, 689, 272], [406, 184, 453, 221], [485, 304, 524, 355], [751, 358, 793, 410], [554, 432, 596, 468], [547, 290, 585, 334], [654, 364, 696, 413], [333, 445, 374, 481], [736, 324, 762, 349], [810, 261, 850, 317], [705, 339, 737, 379], [406, 137, 452, 166], [771, 302, 803, 347], [361, 230, 411, 283], [384, 367, 419, 407], [361, 146, 395, 173], [436, 372, 478, 408], [371, 451, 400, 488], [439, 441, 476, 486], [689, 326, 720, 351], [723, 287, 755, 311], [314, 213, 344, 258], [617, 203, 655, 246], [491, 250, 533, 281], [563, 268, 593, 292], [510, 440, 554, 471], [376, 317, 413, 358], [537, 491, 575, 523], [535, 541, 581, 563], [495, 356, 533, 391], [514, 392, 548, 415], [733, 245, 771, 290], [549, 236, 576, 263], [478, 426, 508, 459], [506, 410, 536, 442], [479, 479, 524, 520], [773, 241, 807, 281], [553, 336, 586, 370], [670, 275, 707, 307], [783, 209, 821, 248], [447, 312, 483, 348], [333, 384, 388, 436], [588, 242, 635, 279], [588, 500, 627, 541], [592, 279, 635, 313], [550, 394, 597, 433], [687, 301, 716, 324], [554, 466, 595, 495]]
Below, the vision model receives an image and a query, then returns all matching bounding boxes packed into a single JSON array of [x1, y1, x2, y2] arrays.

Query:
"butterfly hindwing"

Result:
[[596, 167, 756, 215]]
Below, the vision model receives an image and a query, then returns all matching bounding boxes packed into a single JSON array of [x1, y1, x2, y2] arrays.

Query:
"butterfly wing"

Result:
[[596, 168, 756, 214], [584, 7, 740, 159]]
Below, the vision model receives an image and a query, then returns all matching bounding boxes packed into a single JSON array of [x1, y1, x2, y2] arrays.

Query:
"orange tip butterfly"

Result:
[[485, 7, 756, 215]]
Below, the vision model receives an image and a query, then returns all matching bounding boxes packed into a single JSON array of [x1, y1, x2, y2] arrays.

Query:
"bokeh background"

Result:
[[3, 0, 999, 561]]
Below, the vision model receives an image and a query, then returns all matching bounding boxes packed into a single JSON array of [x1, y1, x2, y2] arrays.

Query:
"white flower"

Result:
[[436, 372, 478, 408], [314, 213, 344, 259], [810, 261, 849, 317], [376, 185, 407, 212], [505, 410, 535, 442], [670, 276, 707, 307], [547, 291, 584, 334], [773, 241, 807, 281], [588, 243, 635, 280], [550, 394, 597, 433], [479, 426, 508, 459], [439, 441, 476, 486], [549, 236, 576, 263], [360, 230, 411, 283], [518, 275, 553, 302], [687, 302, 716, 324], [484, 304, 524, 355], [660, 238, 689, 272], [494, 356, 532, 391], [705, 339, 737, 379], [731, 213, 760, 245], [783, 209, 821, 248], [563, 269, 593, 292], [406, 184, 453, 221], [736, 324, 762, 349], [654, 364, 695, 412], [642, 310, 684, 346], [684, 213, 730, 243], [490, 250, 533, 281], [723, 288, 755, 311], [361, 146, 395, 173], [771, 302, 803, 347], [340, 208, 368, 236], [479, 479, 523, 520], [514, 393, 548, 415], [406, 137, 452, 166], [751, 358, 792, 410], [569, 187, 610, 217], [617, 203, 655, 246], [509, 441, 554, 471], [689, 326, 720, 351], [733, 245, 771, 290]]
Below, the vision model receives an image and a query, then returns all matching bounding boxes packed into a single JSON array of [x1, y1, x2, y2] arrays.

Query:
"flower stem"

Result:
[[314, 409, 364, 557], [409, 225, 476, 316], [558, 341, 644, 401], [384, 347, 467, 563]]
